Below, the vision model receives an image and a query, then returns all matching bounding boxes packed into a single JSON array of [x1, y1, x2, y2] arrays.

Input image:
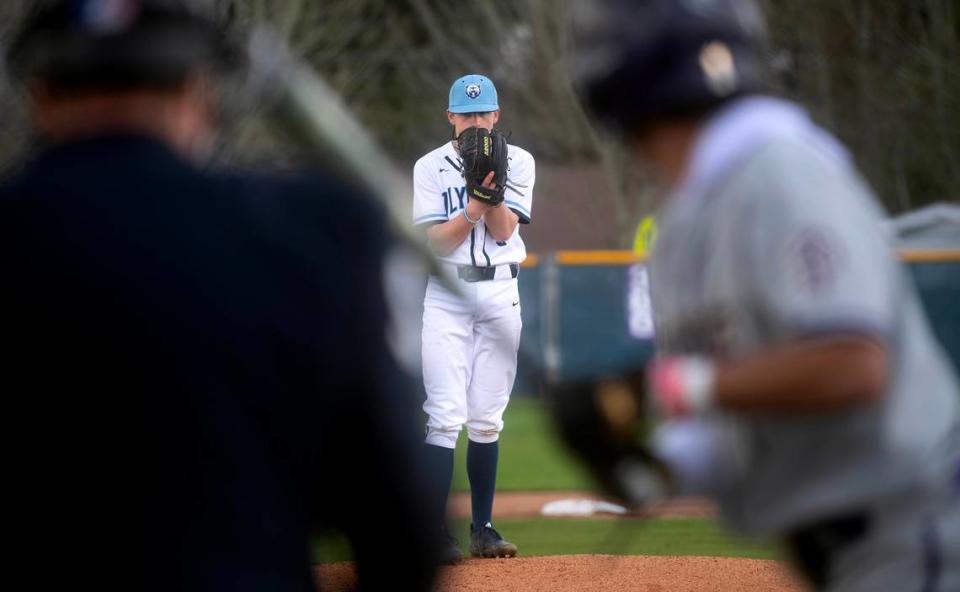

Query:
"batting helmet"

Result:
[[572, 0, 768, 134], [6, 0, 237, 90]]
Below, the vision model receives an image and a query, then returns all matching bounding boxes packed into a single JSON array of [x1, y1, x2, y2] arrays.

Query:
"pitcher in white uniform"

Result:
[[412, 74, 535, 563]]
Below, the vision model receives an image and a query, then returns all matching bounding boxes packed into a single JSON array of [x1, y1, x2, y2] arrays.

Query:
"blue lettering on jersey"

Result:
[[445, 186, 467, 215]]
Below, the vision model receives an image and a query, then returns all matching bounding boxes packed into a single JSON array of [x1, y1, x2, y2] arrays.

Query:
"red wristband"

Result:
[[648, 356, 716, 418]]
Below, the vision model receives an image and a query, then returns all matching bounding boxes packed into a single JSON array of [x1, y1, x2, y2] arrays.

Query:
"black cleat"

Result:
[[440, 529, 463, 565], [470, 522, 518, 558]]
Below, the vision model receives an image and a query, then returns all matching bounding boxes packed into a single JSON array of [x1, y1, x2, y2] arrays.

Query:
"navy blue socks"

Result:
[[467, 439, 499, 527]]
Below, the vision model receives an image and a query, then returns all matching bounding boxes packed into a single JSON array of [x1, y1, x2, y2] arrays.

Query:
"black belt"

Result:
[[456, 263, 519, 282], [785, 511, 870, 590]]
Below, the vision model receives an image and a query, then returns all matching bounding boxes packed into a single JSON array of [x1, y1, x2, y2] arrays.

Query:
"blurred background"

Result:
[[2, 0, 958, 247], [1, 0, 957, 392]]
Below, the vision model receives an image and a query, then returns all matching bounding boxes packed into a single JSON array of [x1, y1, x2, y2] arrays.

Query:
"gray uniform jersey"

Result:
[[650, 97, 960, 536]]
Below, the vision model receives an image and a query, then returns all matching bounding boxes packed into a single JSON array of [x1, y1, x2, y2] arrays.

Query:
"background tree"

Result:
[[762, 0, 959, 213], [1, 0, 956, 246]]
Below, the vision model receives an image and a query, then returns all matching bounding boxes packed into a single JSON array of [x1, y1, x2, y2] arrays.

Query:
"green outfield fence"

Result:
[[512, 249, 960, 397]]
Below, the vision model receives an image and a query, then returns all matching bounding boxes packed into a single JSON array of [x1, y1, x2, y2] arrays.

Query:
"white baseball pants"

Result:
[[421, 270, 522, 449]]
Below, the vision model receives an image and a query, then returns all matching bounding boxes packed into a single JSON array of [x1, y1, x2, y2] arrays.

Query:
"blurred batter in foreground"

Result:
[[573, 1, 960, 590]]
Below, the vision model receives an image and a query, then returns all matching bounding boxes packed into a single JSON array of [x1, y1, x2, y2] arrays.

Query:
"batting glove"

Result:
[[648, 356, 716, 418]]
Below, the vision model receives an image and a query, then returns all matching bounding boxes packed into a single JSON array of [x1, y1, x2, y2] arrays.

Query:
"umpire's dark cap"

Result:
[[573, 0, 768, 135], [7, 0, 237, 90]]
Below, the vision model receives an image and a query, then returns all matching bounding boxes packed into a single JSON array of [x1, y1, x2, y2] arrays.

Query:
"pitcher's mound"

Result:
[[315, 554, 808, 591]]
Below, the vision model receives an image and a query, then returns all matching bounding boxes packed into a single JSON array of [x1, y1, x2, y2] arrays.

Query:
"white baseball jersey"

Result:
[[413, 138, 535, 450], [649, 97, 960, 545], [412, 140, 535, 264]]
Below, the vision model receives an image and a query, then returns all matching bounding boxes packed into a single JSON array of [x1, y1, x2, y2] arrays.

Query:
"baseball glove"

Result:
[[457, 127, 508, 206], [544, 369, 674, 508]]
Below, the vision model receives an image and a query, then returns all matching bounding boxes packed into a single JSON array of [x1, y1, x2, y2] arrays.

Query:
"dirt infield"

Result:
[[315, 555, 808, 591], [315, 493, 809, 591]]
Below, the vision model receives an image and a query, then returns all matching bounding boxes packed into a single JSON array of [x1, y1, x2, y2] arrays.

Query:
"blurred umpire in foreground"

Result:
[[2, 1, 438, 590], [558, 0, 960, 590]]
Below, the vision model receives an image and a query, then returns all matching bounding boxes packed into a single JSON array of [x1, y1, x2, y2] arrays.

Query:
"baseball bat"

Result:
[[241, 28, 460, 294]]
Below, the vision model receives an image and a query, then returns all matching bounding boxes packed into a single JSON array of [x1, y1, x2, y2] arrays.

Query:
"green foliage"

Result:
[[0, 0, 955, 222], [763, 0, 960, 211], [0, 1, 33, 174]]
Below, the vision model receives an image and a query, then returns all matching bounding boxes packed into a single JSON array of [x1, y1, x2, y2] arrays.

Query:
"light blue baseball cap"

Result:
[[448, 74, 499, 113]]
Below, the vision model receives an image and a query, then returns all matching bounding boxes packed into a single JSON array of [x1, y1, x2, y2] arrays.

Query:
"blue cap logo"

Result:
[[449, 74, 499, 113]]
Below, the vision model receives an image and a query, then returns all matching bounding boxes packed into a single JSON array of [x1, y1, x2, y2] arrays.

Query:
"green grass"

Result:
[[313, 398, 783, 565], [450, 396, 595, 492], [476, 518, 781, 559], [313, 517, 783, 563]]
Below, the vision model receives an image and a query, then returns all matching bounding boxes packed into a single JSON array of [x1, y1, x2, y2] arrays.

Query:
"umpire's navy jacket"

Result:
[[1, 134, 437, 591]]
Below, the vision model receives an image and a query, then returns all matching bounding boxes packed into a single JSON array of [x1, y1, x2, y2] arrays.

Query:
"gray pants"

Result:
[[826, 491, 959, 592]]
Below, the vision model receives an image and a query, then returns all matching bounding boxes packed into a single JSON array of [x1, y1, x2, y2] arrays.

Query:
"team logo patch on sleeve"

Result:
[[465, 84, 482, 99], [784, 229, 838, 295]]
